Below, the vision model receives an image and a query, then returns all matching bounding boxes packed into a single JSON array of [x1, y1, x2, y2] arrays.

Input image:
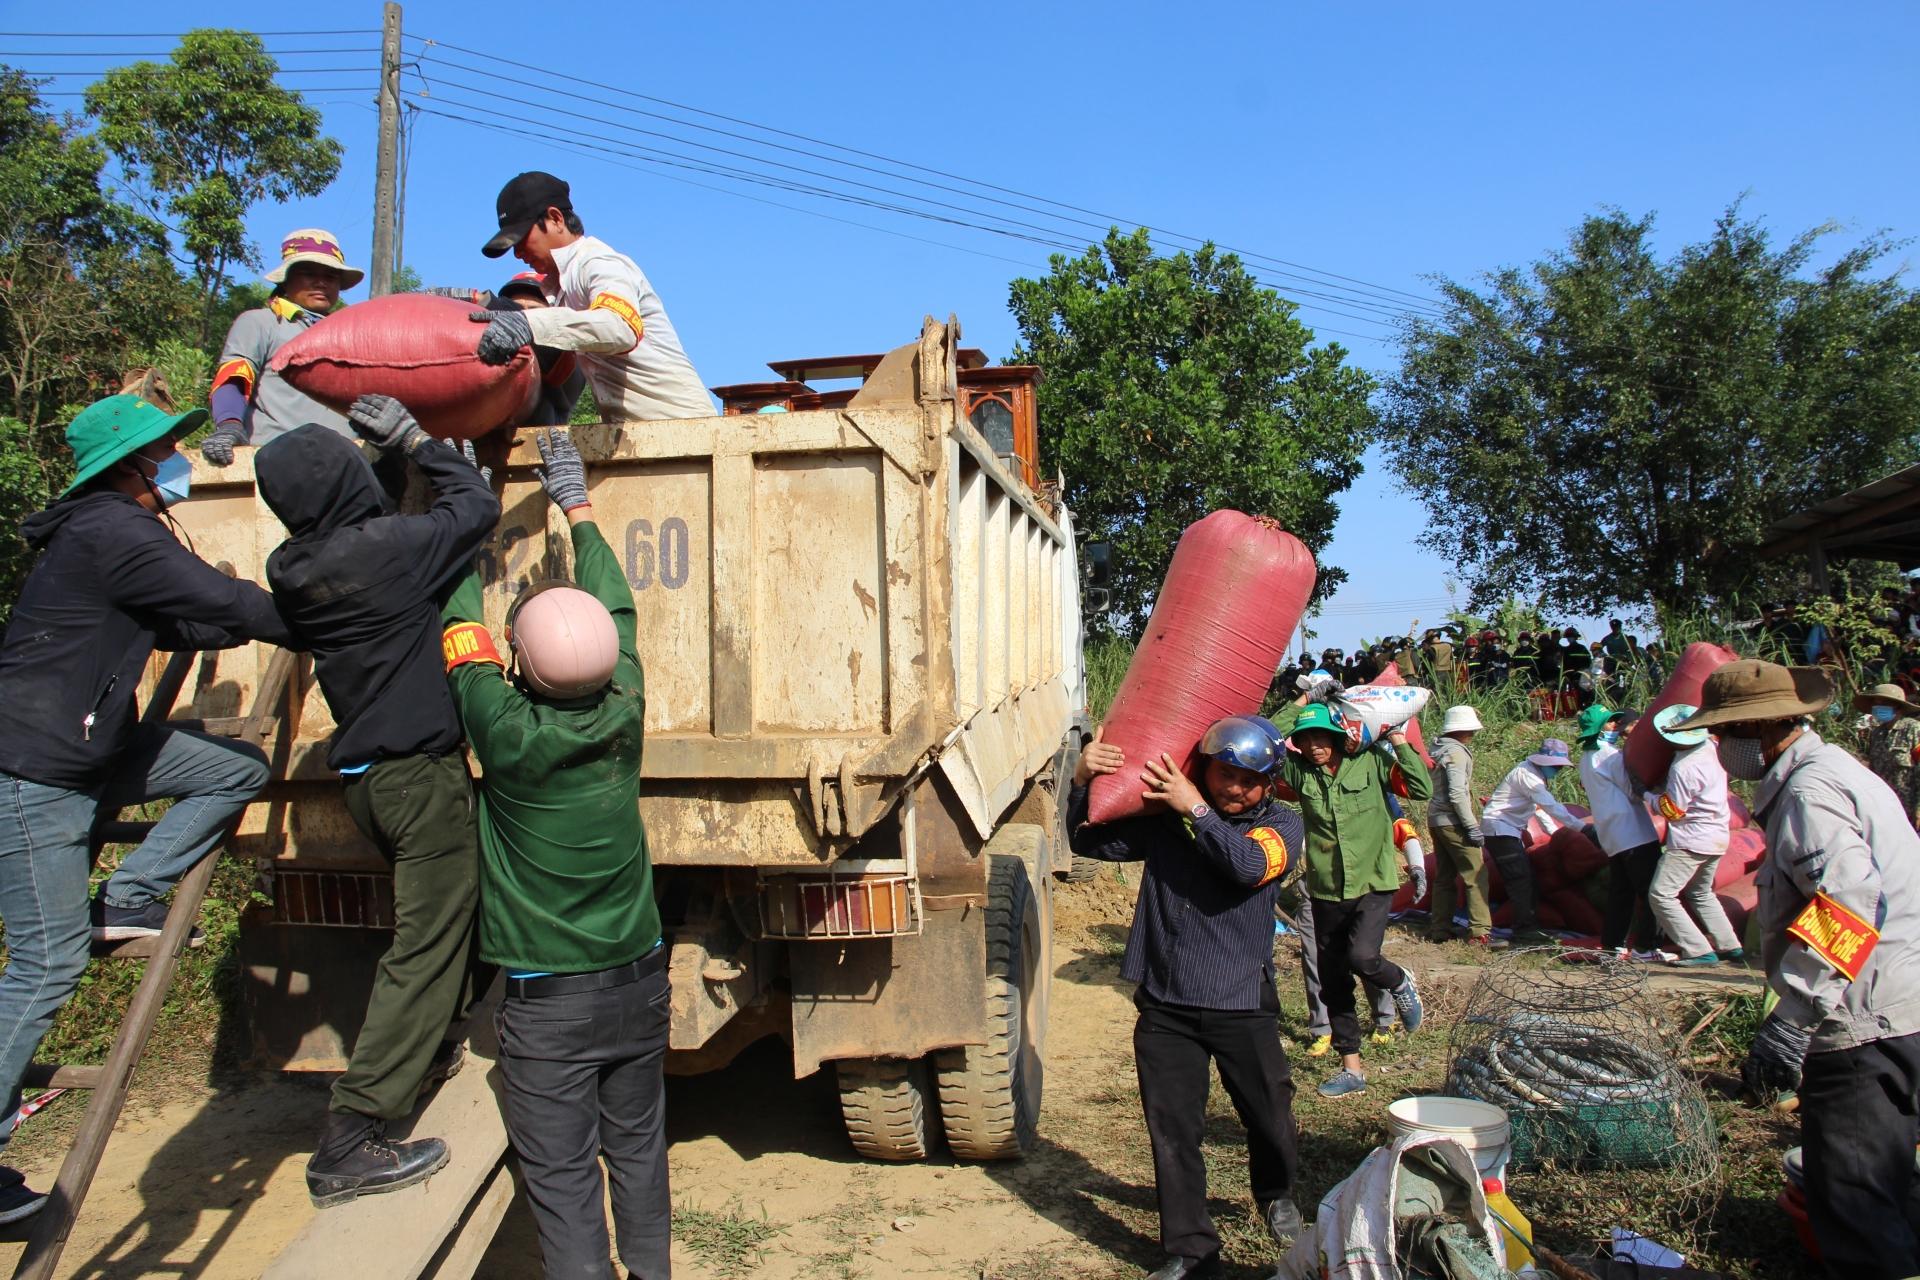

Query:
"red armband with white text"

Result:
[[442, 622, 503, 672]]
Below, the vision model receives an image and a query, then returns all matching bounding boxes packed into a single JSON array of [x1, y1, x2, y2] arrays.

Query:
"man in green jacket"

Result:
[[1271, 696, 1433, 1098], [440, 429, 667, 1280]]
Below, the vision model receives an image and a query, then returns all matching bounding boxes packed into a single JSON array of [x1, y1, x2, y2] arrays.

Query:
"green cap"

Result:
[[60, 395, 208, 497], [1288, 702, 1342, 740]]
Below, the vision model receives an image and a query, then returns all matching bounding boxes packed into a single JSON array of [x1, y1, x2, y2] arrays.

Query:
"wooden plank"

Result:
[[419, 1161, 515, 1280], [19, 1065, 99, 1090], [260, 1042, 511, 1280]]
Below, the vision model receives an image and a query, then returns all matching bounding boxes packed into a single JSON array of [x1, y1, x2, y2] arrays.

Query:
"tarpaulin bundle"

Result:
[[1087, 510, 1316, 824], [270, 293, 539, 440], [1624, 641, 1739, 789]]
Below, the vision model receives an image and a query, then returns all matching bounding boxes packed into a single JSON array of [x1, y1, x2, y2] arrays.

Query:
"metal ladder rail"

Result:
[[13, 646, 298, 1280]]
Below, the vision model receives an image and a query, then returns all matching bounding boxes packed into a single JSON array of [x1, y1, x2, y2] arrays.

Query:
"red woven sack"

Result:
[[270, 293, 538, 440], [1624, 641, 1739, 789], [1716, 870, 1760, 938], [1087, 511, 1316, 824]]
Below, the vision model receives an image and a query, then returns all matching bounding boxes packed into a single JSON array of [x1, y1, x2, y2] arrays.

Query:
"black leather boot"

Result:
[[306, 1110, 449, 1209]]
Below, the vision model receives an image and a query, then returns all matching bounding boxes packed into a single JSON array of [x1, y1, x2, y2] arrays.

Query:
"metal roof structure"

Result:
[[1758, 462, 1920, 569]]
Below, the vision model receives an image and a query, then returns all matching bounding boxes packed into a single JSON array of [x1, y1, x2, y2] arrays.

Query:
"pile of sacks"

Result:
[[1392, 797, 1768, 947]]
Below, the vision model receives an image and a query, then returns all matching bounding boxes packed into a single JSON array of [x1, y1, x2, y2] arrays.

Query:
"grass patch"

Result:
[[672, 1197, 784, 1277]]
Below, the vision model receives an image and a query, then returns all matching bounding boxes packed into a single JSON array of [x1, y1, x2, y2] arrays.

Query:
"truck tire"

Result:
[[1064, 856, 1100, 884], [835, 1057, 936, 1162], [934, 853, 1046, 1159]]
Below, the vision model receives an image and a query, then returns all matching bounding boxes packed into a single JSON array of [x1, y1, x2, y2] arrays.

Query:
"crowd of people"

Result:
[[0, 173, 700, 1279]]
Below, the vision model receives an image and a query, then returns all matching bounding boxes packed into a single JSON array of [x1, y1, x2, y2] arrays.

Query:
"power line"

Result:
[[0, 29, 378, 36], [0, 47, 378, 56], [6, 66, 375, 75]]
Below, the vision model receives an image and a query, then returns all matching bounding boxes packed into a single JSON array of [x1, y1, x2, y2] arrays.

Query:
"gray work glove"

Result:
[[1741, 1014, 1812, 1099], [442, 438, 492, 489], [534, 428, 589, 511], [346, 394, 431, 456], [1467, 826, 1485, 847], [1406, 859, 1428, 902], [469, 308, 535, 366], [200, 422, 246, 467]]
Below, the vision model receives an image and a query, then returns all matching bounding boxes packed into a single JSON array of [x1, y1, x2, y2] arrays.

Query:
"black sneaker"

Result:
[[0, 1168, 45, 1225], [307, 1114, 449, 1209], [1261, 1195, 1304, 1246], [1145, 1256, 1221, 1280], [89, 895, 204, 948]]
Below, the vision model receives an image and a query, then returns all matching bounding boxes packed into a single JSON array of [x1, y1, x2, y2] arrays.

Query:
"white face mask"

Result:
[[1716, 735, 1768, 781]]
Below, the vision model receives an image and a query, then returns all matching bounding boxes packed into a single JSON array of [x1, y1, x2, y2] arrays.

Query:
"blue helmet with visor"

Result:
[[1197, 715, 1284, 775]]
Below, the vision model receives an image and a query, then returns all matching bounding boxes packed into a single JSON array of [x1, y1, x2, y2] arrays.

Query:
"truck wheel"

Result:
[[934, 854, 1046, 1159], [1064, 856, 1100, 884], [835, 1057, 936, 1162]]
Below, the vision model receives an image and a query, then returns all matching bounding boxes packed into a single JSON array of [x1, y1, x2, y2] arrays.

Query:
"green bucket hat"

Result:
[[60, 395, 208, 497], [1287, 702, 1342, 741]]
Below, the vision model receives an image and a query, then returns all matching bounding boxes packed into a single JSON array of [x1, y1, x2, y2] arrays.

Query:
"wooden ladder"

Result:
[[11, 645, 298, 1280]]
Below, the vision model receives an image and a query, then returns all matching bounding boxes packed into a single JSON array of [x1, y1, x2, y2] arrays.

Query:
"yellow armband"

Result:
[[442, 622, 504, 672]]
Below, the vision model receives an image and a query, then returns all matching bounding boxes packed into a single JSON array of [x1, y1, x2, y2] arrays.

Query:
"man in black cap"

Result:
[[470, 171, 714, 422]]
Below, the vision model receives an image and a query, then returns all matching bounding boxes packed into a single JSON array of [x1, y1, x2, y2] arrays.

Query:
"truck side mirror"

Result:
[[1083, 541, 1112, 587], [1085, 587, 1111, 615]]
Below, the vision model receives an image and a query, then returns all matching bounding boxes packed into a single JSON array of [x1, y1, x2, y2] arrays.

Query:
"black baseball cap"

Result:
[[483, 171, 571, 258]]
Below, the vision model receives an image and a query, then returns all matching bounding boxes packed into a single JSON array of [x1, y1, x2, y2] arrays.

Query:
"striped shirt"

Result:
[[1068, 784, 1303, 1011]]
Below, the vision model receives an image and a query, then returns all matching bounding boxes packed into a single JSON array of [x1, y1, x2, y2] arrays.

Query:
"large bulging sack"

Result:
[[270, 293, 539, 440], [1088, 511, 1316, 824], [1367, 662, 1433, 765], [1624, 642, 1739, 789], [1332, 684, 1431, 752]]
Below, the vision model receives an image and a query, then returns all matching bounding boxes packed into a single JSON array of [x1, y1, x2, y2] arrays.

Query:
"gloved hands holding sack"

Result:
[[1742, 1014, 1812, 1100], [534, 428, 590, 512], [347, 394, 431, 456], [470, 308, 534, 366]]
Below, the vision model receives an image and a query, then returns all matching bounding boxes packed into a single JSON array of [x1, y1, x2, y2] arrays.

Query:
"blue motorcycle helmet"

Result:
[[1198, 715, 1284, 775]]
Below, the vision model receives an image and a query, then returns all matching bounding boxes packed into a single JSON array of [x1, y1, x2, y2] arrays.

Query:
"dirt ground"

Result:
[[0, 868, 1804, 1280]]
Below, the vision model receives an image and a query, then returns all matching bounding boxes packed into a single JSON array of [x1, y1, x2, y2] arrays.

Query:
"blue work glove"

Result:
[[1742, 1014, 1812, 1099], [534, 428, 589, 512], [200, 422, 246, 467], [346, 394, 430, 456], [469, 308, 534, 366]]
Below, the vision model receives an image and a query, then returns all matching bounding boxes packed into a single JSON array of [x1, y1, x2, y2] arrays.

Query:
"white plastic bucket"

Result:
[[1387, 1095, 1511, 1182]]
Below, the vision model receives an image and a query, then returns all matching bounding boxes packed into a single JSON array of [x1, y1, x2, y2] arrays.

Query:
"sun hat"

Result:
[[1440, 705, 1483, 734], [1527, 737, 1573, 768], [1852, 683, 1920, 717], [1667, 660, 1834, 733], [1575, 704, 1619, 743], [263, 228, 364, 287], [59, 395, 207, 497], [1652, 704, 1709, 746], [1288, 703, 1343, 741]]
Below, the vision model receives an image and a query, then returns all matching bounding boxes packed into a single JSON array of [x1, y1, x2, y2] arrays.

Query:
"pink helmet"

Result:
[[507, 583, 618, 699]]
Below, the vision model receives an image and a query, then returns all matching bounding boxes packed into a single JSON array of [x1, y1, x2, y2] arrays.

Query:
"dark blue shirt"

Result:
[[1068, 784, 1303, 1011]]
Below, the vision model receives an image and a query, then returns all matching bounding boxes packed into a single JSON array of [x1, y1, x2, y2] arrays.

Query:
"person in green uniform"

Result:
[[440, 428, 667, 1280], [1270, 694, 1432, 1098]]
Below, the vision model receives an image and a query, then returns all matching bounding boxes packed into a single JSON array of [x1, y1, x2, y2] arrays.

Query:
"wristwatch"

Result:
[[1189, 802, 1212, 820]]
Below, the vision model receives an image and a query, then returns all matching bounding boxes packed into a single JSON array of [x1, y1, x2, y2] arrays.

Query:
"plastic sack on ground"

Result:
[[1088, 511, 1316, 824], [1624, 641, 1739, 789], [1272, 1133, 1505, 1280], [270, 293, 539, 440], [1332, 684, 1432, 753]]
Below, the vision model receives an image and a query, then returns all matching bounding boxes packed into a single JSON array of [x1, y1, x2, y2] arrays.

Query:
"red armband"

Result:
[[442, 622, 503, 672], [589, 292, 645, 352], [1788, 891, 1880, 981], [1248, 826, 1292, 886]]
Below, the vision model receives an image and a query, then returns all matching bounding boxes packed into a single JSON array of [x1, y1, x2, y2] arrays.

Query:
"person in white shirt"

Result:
[[1573, 704, 1662, 954], [472, 171, 715, 422], [1649, 705, 1744, 966], [1480, 737, 1578, 943]]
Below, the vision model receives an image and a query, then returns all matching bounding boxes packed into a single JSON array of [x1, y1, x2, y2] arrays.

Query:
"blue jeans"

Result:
[[0, 726, 267, 1161]]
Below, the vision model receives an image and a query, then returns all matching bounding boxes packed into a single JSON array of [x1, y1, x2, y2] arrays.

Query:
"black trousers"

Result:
[[496, 954, 671, 1280], [1483, 835, 1537, 931], [1601, 841, 1662, 951], [1309, 892, 1406, 1055], [1800, 1031, 1920, 1279], [1133, 983, 1299, 1261]]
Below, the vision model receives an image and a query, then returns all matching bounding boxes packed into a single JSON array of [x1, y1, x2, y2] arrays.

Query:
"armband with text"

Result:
[[589, 292, 645, 351], [442, 622, 504, 673], [1787, 891, 1880, 981], [1249, 826, 1293, 886]]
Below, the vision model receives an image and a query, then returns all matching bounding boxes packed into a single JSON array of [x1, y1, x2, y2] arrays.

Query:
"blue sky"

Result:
[[12, 2, 1917, 649]]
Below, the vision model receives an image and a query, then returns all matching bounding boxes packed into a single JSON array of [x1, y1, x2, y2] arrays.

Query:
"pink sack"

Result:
[[270, 293, 539, 440], [1624, 642, 1739, 789], [1716, 871, 1761, 938], [1088, 511, 1316, 824]]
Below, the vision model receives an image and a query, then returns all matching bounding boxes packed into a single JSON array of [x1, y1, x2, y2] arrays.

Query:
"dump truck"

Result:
[[160, 315, 1094, 1164]]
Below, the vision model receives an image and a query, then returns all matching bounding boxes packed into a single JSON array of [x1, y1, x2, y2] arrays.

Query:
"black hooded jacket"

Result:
[[256, 426, 499, 769], [0, 490, 292, 789]]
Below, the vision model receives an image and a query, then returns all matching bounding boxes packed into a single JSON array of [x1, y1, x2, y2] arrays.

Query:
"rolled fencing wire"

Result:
[[1445, 948, 1720, 1245]]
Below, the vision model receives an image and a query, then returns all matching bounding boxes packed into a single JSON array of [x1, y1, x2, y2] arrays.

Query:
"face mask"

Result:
[[1538, 765, 1559, 782], [1716, 734, 1768, 781], [135, 452, 192, 508], [1599, 730, 1621, 745], [1872, 705, 1897, 725]]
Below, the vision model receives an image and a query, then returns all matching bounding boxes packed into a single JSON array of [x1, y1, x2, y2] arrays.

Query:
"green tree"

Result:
[[85, 29, 342, 339], [1010, 228, 1377, 636], [1381, 204, 1920, 617]]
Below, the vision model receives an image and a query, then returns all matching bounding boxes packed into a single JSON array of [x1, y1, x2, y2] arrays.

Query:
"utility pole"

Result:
[[369, 2, 402, 297]]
